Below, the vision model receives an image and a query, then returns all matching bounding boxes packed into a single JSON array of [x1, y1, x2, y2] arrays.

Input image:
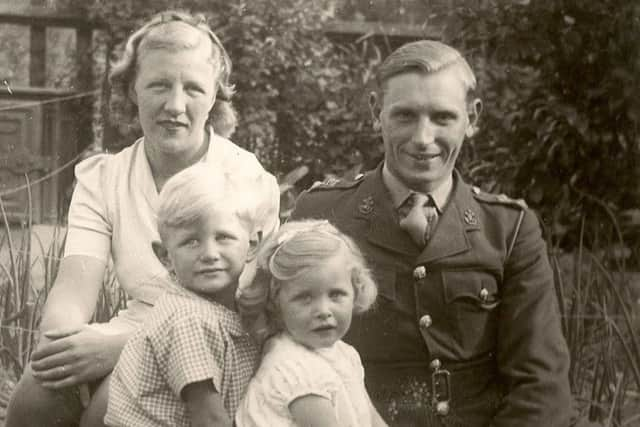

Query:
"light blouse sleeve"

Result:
[[64, 155, 112, 261], [262, 343, 338, 408]]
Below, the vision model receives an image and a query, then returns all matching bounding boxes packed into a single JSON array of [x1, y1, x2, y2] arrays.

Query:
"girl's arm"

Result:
[[182, 380, 232, 427], [289, 395, 340, 427]]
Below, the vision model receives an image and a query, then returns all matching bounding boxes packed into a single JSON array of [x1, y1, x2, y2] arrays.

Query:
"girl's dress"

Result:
[[236, 332, 373, 426]]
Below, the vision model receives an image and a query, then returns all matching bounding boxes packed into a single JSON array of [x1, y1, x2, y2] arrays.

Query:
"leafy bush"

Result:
[[440, 0, 640, 253]]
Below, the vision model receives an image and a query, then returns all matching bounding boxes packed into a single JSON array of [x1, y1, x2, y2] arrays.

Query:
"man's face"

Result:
[[373, 69, 479, 193]]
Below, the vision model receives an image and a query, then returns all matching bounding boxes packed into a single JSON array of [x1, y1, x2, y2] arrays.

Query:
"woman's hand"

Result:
[[30, 325, 127, 389]]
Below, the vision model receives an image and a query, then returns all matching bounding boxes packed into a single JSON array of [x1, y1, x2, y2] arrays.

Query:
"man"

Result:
[[290, 40, 571, 426]]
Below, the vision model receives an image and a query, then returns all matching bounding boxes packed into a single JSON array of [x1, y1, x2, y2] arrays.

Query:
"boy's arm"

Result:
[[182, 380, 232, 427], [289, 395, 340, 427]]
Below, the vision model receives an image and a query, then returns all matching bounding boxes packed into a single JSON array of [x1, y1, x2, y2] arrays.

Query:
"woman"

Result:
[[6, 10, 280, 427]]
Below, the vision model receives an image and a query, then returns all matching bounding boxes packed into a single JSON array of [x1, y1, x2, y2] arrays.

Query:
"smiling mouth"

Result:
[[409, 152, 441, 161]]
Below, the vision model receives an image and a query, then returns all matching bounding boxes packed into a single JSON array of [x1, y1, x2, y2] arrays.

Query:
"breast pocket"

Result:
[[441, 271, 501, 355]]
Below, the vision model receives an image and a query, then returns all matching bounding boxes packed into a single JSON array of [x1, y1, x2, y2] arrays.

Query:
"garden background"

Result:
[[0, 0, 639, 426]]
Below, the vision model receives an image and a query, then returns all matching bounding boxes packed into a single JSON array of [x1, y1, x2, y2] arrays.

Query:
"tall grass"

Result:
[[0, 184, 127, 385], [551, 206, 640, 426]]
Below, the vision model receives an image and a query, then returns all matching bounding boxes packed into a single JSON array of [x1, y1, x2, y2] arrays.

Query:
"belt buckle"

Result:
[[431, 367, 451, 416]]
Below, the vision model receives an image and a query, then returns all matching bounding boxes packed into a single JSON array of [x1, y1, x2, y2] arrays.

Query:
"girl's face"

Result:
[[277, 254, 355, 349]]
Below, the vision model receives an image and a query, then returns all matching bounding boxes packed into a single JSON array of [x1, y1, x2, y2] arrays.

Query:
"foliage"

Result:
[[439, 0, 640, 253], [435, 1, 640, 425], [58, 0, 382, 183]]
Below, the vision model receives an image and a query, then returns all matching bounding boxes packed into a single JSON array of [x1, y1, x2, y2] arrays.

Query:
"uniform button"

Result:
[[436, 401, 450, 415], [430, 358, 441, 370], [419, 314, 432, 329], [413, 266, 427, 280], [479, 287, 489, 301], [471, 186, 481, 195]]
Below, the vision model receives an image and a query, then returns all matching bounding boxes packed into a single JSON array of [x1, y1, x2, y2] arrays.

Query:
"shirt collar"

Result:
[[382, 162, 453, 214]]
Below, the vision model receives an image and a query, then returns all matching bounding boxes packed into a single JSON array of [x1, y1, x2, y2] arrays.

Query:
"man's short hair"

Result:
[[376, 40, 477, 98]]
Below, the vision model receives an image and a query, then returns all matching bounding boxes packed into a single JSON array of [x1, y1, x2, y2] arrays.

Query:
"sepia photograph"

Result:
[[0, 0, 638, 426]]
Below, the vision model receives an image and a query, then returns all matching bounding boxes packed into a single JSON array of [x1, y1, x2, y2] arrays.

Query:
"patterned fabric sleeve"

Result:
[[149, 312, 223, 397], [64, 154, 112, 261]]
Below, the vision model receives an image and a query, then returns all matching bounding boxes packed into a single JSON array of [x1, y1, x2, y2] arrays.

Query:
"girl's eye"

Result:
[[294, 293, 312, 305], [330, 290, 348, 300]]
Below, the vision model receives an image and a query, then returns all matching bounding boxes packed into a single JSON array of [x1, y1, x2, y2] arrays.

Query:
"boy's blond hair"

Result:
[[156, 163, 268, 242]]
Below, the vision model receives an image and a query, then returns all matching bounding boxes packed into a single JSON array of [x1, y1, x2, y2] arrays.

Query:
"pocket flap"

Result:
[[442, 271, 499, 306]]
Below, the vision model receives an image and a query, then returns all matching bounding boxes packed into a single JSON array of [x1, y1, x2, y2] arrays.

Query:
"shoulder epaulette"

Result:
[[306, 173, 365, 192], [471, 186, 528, 210]]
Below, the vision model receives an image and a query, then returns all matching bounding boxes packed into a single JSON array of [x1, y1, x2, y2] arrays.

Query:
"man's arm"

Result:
[[182, 380, 232, 427], [493, 209, 572, 427]]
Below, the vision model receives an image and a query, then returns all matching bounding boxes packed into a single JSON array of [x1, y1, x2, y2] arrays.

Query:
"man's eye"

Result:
[[184, 239, 199, 247], [433, 112, 456, 124]]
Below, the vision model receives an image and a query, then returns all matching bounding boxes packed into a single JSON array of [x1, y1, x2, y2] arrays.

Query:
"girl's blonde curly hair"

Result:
[[237, 219, 378, 344]]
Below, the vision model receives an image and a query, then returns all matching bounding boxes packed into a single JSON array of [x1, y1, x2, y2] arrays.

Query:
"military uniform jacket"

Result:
[[290, 165, 571, 427]]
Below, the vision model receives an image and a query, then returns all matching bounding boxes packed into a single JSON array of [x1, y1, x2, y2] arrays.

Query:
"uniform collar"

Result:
[[382, 162, 452, 214]]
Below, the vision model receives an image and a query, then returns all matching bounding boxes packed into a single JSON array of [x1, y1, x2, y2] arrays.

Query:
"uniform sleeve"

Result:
[[64, 155, 112, 261], [493, 209, 572, 427], [262, 345, 338, 408], [149, 313, 223, 397]]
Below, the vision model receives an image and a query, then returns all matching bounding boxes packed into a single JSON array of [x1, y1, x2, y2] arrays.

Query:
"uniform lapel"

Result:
[[417, 174, 480, 264], [353, 165, 419, 257]]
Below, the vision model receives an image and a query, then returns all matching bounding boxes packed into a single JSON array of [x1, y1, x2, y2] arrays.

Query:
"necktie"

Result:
[[398, 193, 438, 246]]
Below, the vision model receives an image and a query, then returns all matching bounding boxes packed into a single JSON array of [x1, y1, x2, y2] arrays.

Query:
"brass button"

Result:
[[413, 266, 427, 280], [419, 314, 432, 329], [435, 401, 450, 415], [430, 358, 441, 370]]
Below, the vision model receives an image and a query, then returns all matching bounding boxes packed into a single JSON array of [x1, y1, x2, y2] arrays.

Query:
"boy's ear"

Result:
[[246, 230, 262, 263], [152, 240, 171, 268]]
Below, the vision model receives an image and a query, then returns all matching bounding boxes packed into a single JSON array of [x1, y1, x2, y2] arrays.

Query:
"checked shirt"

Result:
[[105, 286, 259, 427]]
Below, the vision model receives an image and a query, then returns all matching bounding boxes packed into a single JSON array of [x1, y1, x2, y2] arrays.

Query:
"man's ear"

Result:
[[368, 91, 382, 131], [152, 240, 171, 269], [128, 82, 138, 106], [246, 230, 262, 263], [466, 98, 483, 138]]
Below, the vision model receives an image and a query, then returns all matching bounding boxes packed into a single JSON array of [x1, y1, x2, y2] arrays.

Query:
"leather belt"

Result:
[[365, 355, 498, 415]]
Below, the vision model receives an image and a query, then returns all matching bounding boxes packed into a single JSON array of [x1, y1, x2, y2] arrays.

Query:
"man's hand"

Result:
[[30, 325, 126, 389]]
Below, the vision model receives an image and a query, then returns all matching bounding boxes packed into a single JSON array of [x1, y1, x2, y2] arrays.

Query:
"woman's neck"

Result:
[[145, 131, 210, 192]]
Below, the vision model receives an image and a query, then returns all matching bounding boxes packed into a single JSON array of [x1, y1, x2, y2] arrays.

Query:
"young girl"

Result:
[[236, 220, 388, 427]]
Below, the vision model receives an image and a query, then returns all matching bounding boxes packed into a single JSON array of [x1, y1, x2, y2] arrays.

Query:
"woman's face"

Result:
[[132, 40, 217, 160]]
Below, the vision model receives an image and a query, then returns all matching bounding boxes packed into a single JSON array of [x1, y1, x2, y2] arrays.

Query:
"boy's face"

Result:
[[155, 209, 254, 300], [371, 68, 480, 193]]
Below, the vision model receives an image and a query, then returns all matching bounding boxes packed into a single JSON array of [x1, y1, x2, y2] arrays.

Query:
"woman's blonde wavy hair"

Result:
[[109, 10, 237, 137], [237, 219, 378, 344]]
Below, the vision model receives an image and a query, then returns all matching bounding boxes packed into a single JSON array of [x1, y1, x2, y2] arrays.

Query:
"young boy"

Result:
[[105, 163, 269, 427]]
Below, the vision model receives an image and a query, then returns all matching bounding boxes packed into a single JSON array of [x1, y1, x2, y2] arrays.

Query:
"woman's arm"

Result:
[[182, 380, 232, 427], [289, 395, 340, 427], [29, 255, 130, 388]]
